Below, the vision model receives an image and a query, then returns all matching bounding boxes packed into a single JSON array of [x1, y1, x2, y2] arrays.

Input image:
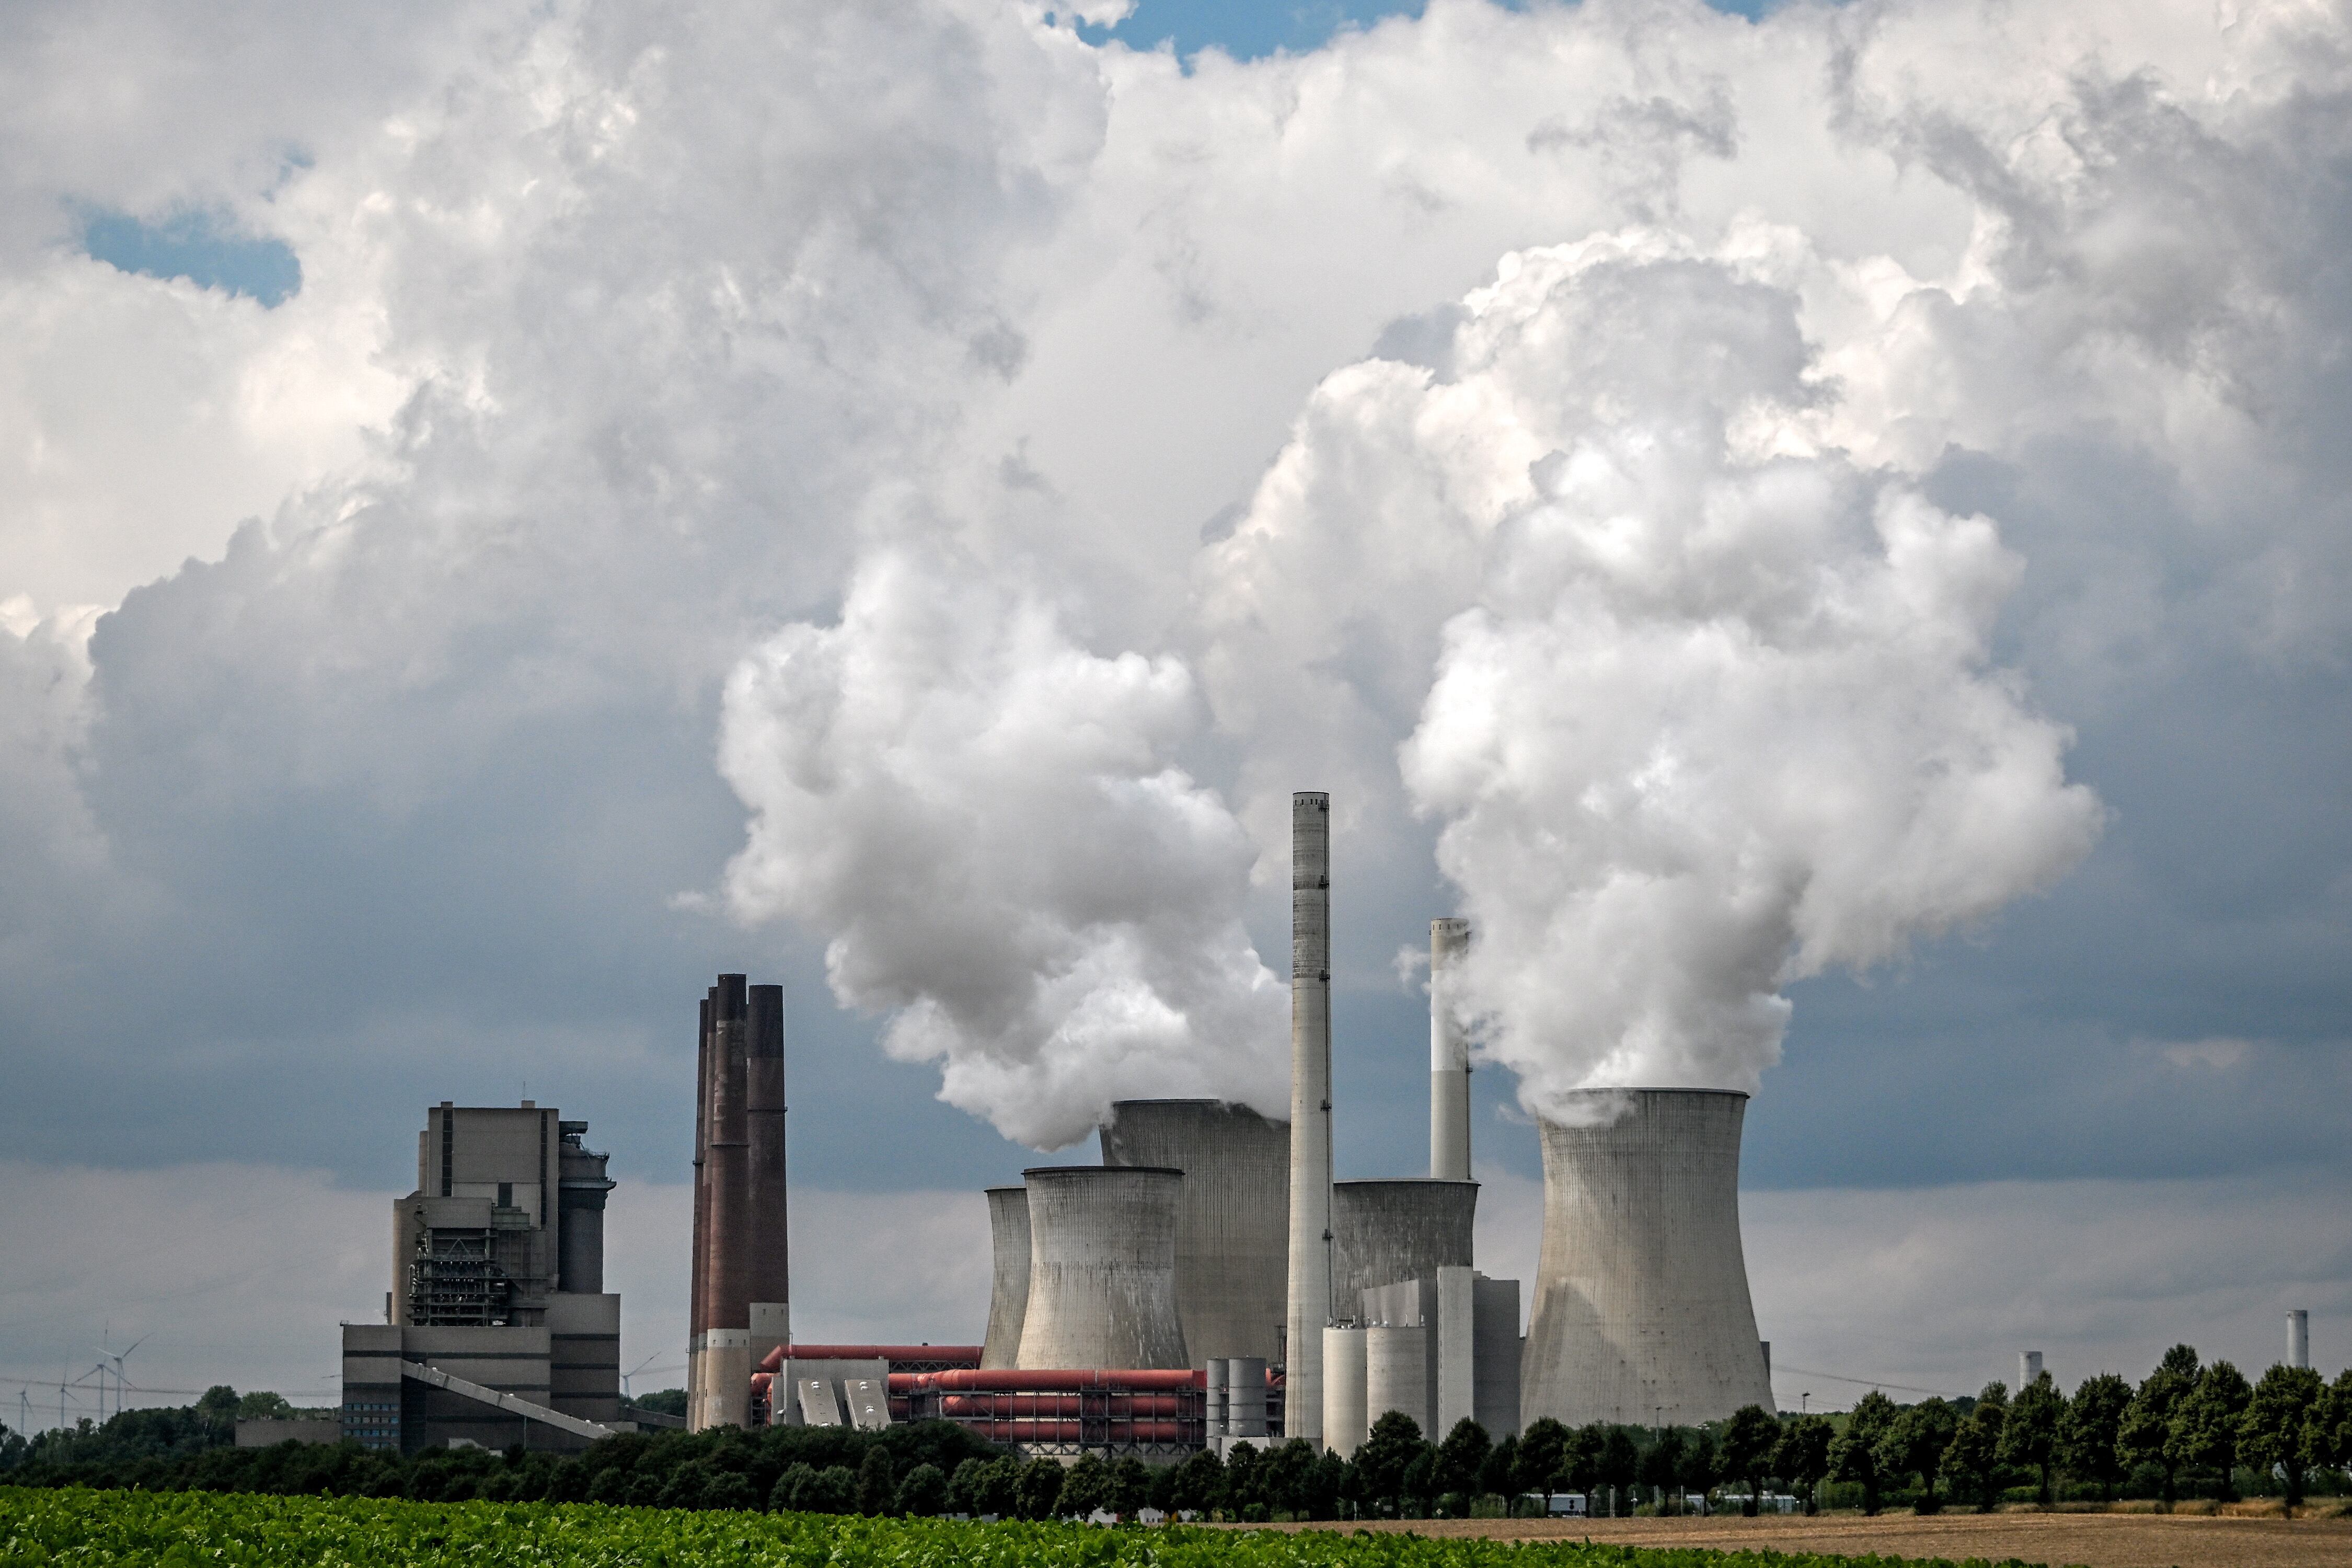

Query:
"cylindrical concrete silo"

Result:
[[1100, 1098, 1290, 1366], [1287, 792, 1333, 1444], [1366, 1323, 1430, 1436], [2288, 1309, 2310, 1369], [1226, 1356, 1269, 1438], [1016, 1166, 1188, 1370], [1429, 918, 1472, 1181], [1331, 1178, 1477, 1316], [1322, 1326, 1368, 1456], [1520, 1089, 1774, 1427], [980, 1186, 1032, 1369]]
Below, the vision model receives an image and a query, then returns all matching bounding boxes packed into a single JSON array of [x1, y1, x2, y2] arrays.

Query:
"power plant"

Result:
[[660, 789, 1778, 1460], [335, 789, 1776, 1461]]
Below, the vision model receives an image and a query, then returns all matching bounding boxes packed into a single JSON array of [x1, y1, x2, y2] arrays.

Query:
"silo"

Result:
[[1100, 1099, 1290, 1366], [1365, 1324, 1430, 1435], [1016, 1166, 1188, 1370], [979, 1186, 1031, 1369], [1225, 1357, 1270, 1439], [1332, 1179, 1477, 1310], [2288, 1309, 2310, 1369], [1322, 1326, 1369, 1456], [1520, 1089, 1774, 1427], [1429, 919, 1472, 1181]]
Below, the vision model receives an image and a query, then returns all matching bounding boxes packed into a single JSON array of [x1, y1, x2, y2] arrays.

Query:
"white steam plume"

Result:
[[1209, 233, 2105, 1112], [718, 541, 1286, 1149]]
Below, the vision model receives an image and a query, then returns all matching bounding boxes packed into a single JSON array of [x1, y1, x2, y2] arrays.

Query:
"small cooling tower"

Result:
[[980, 1186, 1031, 1369], [1100, 1098, 1290, 1366], [1015, 1166, 1188, 1370], [1520, 1089, 1773, 1426], [1331, 1178, 1476, 1313]]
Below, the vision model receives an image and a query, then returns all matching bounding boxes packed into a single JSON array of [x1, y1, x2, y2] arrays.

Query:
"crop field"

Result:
[[0, 1485, 2032, 1568]]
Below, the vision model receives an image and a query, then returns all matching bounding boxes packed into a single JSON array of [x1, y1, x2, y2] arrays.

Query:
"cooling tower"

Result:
[[1332, 1178, 1476, 1312], [1100, 1099, 1290, 1366], [1016, 1166, 1189, 1370], [980, 1186, 1031, 1369], [1286, 791, 1333, 1443], [1429, 918, 1472, 1181], [1520, 1089, 1774, 1426]]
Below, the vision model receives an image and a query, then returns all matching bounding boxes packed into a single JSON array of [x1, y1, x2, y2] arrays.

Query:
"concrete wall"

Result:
[[980, 1185, 1031, 1369], [1471, 1274, 1521, 1438], [1365, 1323, 1429, 1436], [1332, 1179, 1476, 1312], [1016, 1166, 1188, 1370], [1099, 1098, 1289, 1366], [1520, 1089, 1774, 1427]]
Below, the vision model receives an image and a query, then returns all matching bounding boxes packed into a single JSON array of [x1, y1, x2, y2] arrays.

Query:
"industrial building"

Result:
[[686, 789, 1779, 1458], [340, 1103, 622, 1453]]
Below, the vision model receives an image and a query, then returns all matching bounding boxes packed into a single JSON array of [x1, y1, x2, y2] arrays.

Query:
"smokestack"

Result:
[[1429, 918, 1471, 1182], [2020, 1350, 2044, 1389], [746, 983, 789, 1369], [2289, 1309, 2310, 1369], [1521, 1089, 1774, 1426], [686, 990, 712, 1422], [1100, 1099, 1289, 1366], [979, 1185, 1032, 1369], [1016, 1166, 1189, 1370], [695, 974, 752, 1429], [1286, 791, 1332, 1443]]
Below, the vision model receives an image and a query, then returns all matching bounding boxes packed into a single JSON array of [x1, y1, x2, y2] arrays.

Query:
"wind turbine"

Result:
[[620, 1353, 660, 1402], [96, 1333, 149, 1421]]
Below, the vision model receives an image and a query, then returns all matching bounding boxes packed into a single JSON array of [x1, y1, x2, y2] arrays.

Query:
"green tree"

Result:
[[853, 1447, 895, 1516], [2000, 1373, 2063, 1504], [1829, 1391, 1899, 1516], [1166, 1448, 1223, 1515], [1876, 1398, 1957, 1514], [2173, 1361, 2253, 1501], [1306, 1447, 1347, 1521], [1597, 1426, 1639, 1518], [1258, 1440, 1312, 1518], [1516, 1417, 1567, 1511], [1354, 1411, 1424, 1516], [1943, 1412, 2001, 1513], [1057, 1452, 1112, 1519], [1721, 1405, 1780, 1515], [1015, 1456, 1065, 1520], [2240, 1364, 2324, 1509], [1223, 1439, 1264, 1514], [2057, 1373, 2132, 1501], [2303, 1369, 2352, 1482], [1436, 1417, 1491, 1501], [2119, 1355, 2196, 1503], [892, 1462, 947, 1517], [1640, 1428, 1684, 1512], [1479, 1434, 1518, 1506], [1106, 1453, 1149, 1519], [1774, 1414, 1834, 1515]]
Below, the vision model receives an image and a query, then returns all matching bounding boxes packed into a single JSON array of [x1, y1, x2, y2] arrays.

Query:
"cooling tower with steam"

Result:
[[1014, 1166, 1190, 1370], [1099, 1099, 1289, 1366], [1520, 1088, 1774, 1426]]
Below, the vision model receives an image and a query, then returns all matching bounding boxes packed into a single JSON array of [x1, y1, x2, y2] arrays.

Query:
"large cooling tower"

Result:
[[1016, 1166, 1189, 1370], [980, 1185, 1031, 1369], [1331, 1178, 1476, 1315], [1520, 1089, 1774, 1426], [1100, 1099, 1289, 1366]]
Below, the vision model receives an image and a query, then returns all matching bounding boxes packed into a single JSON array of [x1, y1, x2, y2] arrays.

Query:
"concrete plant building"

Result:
[[340, 1102, 621, 1453], [1519, 1088, 1774, 1427]]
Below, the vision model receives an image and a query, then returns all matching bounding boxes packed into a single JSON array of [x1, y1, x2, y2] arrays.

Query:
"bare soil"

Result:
[[1230, 1508, 2352, 1567]]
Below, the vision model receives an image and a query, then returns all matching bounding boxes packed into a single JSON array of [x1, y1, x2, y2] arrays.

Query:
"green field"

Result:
[[0, 1486, 2026, 1568]]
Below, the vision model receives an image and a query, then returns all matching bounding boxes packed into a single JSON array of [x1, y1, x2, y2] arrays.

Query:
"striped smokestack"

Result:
[[694, 974, 752, 1429], [686, 989, 713, 1424], [1285, 790, 1332, 1443]]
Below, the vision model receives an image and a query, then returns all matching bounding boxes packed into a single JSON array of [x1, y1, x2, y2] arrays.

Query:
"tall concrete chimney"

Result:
[[979, 1185, 1032, 1369], [2020, 1350, 2044, 1389], [1100, 1098, 1289, 1366], [1286, 791, 1333, 1444], [1016, 1166, 1188, 1370], [686, 989, 713, 1421], [1429, 918, 1472, 1182], [2288, 1309, 2310, 1369], [1520, 1089, 1774, 1426], [746, 983, 790, 1370], [694, 974, 752, 1429]]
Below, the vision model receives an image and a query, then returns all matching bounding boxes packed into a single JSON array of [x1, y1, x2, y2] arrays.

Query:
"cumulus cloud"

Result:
[[718, 544, 1286, 1148]]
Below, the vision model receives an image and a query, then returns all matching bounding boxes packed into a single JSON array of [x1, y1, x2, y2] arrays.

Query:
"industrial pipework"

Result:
[[1285, 791, 1333, 1444]]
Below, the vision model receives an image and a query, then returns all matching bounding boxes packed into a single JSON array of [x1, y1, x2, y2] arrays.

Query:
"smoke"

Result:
[[1208, 233, 2105, 1112], [718, 542, 1286, 1149]]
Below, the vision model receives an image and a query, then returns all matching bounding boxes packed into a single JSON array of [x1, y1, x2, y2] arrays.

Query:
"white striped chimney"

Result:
[[1286, 791, 1332, 1444], [1429, 918, 1472, 1182]]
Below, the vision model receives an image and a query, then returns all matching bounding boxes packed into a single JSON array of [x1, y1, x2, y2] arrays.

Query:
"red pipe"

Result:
[[896, 1368, 1203, 1392], [758, 1344, 985, 1374], [962, 1420, 1193, 1442]]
